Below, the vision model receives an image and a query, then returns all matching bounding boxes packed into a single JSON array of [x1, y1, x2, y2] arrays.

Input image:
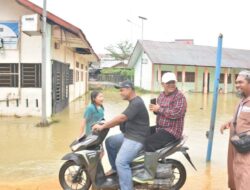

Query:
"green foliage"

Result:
[[105, 41, 134, 61], [101, 68, 134, 77]]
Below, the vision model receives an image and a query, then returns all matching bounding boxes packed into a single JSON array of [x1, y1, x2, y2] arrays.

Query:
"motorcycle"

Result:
[[59, 125, 196, 190]]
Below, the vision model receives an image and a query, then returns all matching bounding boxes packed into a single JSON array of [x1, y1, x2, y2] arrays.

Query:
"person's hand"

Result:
[[220, 122, 231, 134], [149, 104, 160, 113], [77, 133, 85, 141], [92, 124, 104, 132]]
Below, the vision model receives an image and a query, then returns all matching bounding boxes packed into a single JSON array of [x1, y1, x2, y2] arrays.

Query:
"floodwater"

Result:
[[0, 90, 239, 190]]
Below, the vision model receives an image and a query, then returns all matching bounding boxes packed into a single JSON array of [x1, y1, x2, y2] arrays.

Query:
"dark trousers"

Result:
[[145, 128, 176, 152]]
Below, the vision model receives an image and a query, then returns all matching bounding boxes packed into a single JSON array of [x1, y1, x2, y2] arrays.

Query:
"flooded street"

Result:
[[0, 90, 239, 190]]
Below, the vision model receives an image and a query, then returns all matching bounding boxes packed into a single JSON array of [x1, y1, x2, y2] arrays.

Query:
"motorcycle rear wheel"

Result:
[[164, 159, 186, 190], [59, 160, 91, 190]]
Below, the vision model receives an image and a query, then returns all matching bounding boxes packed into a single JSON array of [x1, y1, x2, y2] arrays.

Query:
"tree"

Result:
[[105, 41, 134, 61]]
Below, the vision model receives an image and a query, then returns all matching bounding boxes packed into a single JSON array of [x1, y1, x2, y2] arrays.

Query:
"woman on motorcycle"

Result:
[[79, 90, 105, 137]]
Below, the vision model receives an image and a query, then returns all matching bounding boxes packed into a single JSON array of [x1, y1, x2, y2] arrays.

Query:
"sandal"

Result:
[[105, 169, 116, 176]]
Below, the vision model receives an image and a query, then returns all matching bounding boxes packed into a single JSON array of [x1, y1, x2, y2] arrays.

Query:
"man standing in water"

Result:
[[221, 70, 250, 190], [93, 80, 149, 190]]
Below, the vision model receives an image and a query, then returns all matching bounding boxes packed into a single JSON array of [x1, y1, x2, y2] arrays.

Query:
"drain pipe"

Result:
[[41, 0, 48, 125], [17, 20, 22, 100]]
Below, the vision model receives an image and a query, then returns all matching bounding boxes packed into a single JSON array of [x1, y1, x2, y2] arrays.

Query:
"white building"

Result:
[[129, 40, 250, 93], [0, 0, 99, 116]]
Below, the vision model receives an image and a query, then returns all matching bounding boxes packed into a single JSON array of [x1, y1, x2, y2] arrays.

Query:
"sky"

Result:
[[30, 0, 250, 54]]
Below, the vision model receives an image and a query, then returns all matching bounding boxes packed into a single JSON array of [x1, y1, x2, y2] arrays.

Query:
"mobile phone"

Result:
[[150, 98, 156, 105]]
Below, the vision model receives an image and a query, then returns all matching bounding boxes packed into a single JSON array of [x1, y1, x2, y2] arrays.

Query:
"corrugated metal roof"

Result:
[[129, 40, 250, 69], [16, 0, 99, 61]]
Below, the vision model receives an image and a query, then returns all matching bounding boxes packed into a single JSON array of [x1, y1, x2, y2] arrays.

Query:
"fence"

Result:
[[96, 74, 133, 83]]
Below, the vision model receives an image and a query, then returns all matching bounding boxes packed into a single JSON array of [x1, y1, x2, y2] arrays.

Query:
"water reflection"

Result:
[[0, 90, 238, 189]]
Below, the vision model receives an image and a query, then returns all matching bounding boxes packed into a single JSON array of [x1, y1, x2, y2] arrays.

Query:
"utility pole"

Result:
[[41, 0, 48, 126], [206, 34, 223, 161], [127, 19, 133, 44], [138, 16, 147, 88]]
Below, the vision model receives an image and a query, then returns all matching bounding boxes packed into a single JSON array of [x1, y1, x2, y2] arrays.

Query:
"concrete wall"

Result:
[[134, 53, 141, 88], [51, 26, 90, 102], [0, 0, 91, 116], [0, 0, 48, 116], [133, 52, 153, 90], [0, 88, 41, 116], [141, 53, 153, 90]]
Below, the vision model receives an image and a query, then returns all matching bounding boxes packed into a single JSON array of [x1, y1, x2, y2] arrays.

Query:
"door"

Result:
[[52, 60, 70, 114]]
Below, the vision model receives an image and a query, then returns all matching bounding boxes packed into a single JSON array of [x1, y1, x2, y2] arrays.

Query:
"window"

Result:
[[219, 74, 224, 83], [177, 72, 182, 82], [68, 69, 73, 84], [76, 71, 79, 82], [76, 62, 79, 68], [228, 74, 232, 84], [0, 64, 18, 87], [185, 72, 195, 82], [220, 73, 232, 84], [21, 64, 41, 87], [161, 71, 171, 78], [81, 64, 84, 70], [235, 74, 238, 81], [81, 71, 84, 81]]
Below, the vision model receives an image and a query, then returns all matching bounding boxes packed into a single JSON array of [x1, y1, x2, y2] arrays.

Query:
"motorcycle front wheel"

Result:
[[59, 160, 91, 190]]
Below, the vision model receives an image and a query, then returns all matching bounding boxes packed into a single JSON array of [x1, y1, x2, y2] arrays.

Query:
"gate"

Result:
[[52, 60, 70, 114]]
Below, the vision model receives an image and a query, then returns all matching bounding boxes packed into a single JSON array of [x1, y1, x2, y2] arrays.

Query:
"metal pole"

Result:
[[138, 16, 147, 88], [206, 34, 223, 162], [41, 0, 48, 125], [127, 19, 133, 43]]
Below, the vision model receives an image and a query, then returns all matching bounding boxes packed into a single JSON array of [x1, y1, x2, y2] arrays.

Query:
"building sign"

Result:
[[0, 22, 19, 49]]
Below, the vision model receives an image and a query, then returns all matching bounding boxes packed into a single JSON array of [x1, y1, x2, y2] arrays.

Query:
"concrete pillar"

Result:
[[224, 68, 228, 94], [182, 66, 186, 91], [151, 64, 155, 91], [232, 69, 236, 92], [195, 66, 198, 92], [174, 65, 178, 77], [203, 68, 208, 94], [158, 64, 161, 83], [73, 52, 76, 99]]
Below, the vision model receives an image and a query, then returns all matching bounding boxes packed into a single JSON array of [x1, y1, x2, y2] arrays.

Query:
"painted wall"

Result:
[[0, 0, 40, 63], [0, 0, 91, 116], [0, 0, 49, 116], [152, 64, 243, 93], [0, 88, 41, 116], [133, 52, 153, 90], [141, 53, 153, 90], [51, 27, 90, 102], [133, 53, 141, 88]]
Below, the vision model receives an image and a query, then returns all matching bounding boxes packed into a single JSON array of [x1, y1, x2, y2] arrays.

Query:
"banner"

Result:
[[0, 22, 19, 49]]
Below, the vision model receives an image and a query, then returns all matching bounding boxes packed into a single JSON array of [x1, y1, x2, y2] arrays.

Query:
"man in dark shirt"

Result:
[[93, 80, 149, 190], [133, 72, 187, 184]]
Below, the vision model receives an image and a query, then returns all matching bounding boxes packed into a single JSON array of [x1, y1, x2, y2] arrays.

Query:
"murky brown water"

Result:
[[0, 90, 239, 189]]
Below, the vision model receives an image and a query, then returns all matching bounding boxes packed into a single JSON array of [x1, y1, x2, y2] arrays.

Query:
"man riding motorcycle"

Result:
[[93, 80, 150, 190]]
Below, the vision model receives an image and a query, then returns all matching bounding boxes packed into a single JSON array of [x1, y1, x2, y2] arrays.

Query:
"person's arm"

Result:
[[93, 99, 141, 132], [151, 95, 187, 119], [93, 114, 128, 131], [79, 118, 87, 138], [78, 105, 93, 137], [220, 120, 232, 134]]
